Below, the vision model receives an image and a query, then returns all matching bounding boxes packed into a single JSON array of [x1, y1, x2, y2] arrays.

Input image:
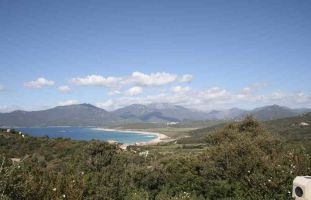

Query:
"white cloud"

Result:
[[70, 72, 193, 91], [242, 87, 251, 93], [129, 72, 177, 86], [0, 84, 4, 91], [242, 82, 268, 94], [126, 86, 143, 96], [108, 90, 121, 96], [270, 91, 285, 100], [96, 100, 117, 110], [58, 85, 71, 93], [290, 92, 310, 104], [57, 100, 79, 106], [70, 75, 121, 87], [24, 77, 55, 88], [0, 105, 20, 113], [172, 86, 190, 93], [203, 87, 230, 100], [180, 74, 193, 83]]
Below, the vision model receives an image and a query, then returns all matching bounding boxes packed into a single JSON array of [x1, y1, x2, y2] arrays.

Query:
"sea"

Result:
[[15, 127, 157, 145]]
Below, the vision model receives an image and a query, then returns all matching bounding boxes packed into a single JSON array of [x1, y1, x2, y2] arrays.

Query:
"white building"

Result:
[[300, 122, 310, 126], [167, 122, 179, 126], [139, 151, 149, 157]]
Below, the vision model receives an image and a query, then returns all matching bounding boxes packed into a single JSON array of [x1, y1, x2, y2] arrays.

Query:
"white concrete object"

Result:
[[293, 176, 311, 199]]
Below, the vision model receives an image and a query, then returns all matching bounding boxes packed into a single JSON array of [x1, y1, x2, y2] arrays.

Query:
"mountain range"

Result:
[[0, 103, 310, 127]]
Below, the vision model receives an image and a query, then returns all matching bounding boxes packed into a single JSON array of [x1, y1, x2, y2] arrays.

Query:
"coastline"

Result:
[[92, 128, 171, 146]]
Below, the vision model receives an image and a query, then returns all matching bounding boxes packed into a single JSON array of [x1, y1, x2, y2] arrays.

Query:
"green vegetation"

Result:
[[1, 117, 310, 199], [263, 112, 311, 153], [179, 112, 311, 152]]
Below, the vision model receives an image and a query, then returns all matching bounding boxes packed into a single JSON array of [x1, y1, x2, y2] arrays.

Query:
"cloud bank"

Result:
[[96, 86, 311, 111], [70, 72, 189, 88]]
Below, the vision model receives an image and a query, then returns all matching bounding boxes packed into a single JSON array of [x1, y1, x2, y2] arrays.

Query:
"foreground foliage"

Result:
[[0, 117, 310, 199]]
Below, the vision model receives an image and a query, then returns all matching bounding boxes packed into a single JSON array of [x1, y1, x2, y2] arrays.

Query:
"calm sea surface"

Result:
[[16, 127, 156, 145]]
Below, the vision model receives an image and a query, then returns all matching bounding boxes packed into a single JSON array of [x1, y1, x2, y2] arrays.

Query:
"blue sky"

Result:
[[0, 0, 311, 111]]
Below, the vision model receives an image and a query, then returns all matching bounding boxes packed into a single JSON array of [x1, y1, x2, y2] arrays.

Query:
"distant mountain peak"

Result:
[[248, 104, 297, 120], [55, 103, 102, 110], [147, 103, 179, 110], [127, 104, 149, 108], [79, 103, 100, 108], [229, 107, 245, 111], [265, 104, 288, 108], [253, 104, 291, 111]]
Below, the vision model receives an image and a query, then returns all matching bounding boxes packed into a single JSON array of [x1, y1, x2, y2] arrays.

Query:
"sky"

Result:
[[0, 0, 311, 112]]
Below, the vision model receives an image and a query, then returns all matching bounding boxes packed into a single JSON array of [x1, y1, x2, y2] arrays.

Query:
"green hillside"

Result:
[[178, 113, 311, 151], [263, 112, 311, 152]]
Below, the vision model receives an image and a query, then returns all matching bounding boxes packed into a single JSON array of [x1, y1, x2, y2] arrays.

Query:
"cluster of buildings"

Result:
[[0, 128, 12, 133], [299, 122, 310, 126]]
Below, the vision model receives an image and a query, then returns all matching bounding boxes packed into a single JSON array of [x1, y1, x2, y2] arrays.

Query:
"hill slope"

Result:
[[0, 104, 119, 127], [112, 103, 209, 122], [204, 105, 306, 121], [205, 108, 248, 120], [263, 112, 311, 152], [248, 105, 298, 120]]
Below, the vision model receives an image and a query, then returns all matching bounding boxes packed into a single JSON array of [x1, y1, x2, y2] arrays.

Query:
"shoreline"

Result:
[[92, 128, 171, 146]]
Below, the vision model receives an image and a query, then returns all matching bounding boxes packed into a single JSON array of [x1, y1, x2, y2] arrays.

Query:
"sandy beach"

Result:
[[92, 128, 171, 146]]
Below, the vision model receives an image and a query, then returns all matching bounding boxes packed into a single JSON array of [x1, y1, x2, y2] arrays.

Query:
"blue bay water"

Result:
[[16, 127, 156, 145]]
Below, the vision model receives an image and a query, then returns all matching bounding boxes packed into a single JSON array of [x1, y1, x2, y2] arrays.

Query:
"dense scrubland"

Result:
[[1, 117, 310, 199]]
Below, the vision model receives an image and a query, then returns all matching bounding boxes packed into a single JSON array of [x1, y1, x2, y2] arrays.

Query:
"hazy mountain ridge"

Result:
[[112, 103, 209, 123], [239, 104, 303, 121], [0, 103, 310, 127], [205, 108, 248, 120], [0, 103, 119, 127]]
